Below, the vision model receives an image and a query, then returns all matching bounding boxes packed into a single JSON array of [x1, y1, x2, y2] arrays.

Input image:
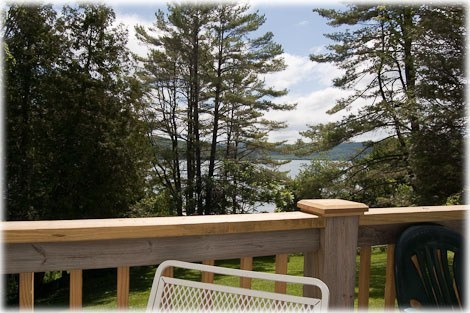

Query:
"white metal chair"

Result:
[[147, 260, 329, 312]]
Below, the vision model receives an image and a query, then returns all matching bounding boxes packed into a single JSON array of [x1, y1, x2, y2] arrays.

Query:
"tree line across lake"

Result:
[[4, 3, 466, 221]]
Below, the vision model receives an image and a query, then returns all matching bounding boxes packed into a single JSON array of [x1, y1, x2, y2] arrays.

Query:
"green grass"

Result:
[[30, 250, 389, 310]]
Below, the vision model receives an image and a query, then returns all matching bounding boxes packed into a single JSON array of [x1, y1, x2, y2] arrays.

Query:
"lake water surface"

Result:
[[276, 159, 310, 178]]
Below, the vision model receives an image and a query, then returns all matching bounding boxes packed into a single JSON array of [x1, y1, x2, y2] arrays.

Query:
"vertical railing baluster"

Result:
[[70, 269, 83, 309], [275, 254, 288, 294], [384, 244, 396, 309], [202, 260, 215, 283], [19, 272, 34, 311], [358, 246, 372, 309], [162, 266, 173, 278], [240, 257, 253, 289], [201, 260, 215, 310], [117, 266, 130, 309]]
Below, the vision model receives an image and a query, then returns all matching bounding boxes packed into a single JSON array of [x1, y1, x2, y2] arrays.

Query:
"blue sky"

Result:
[[113, 2, 345, 56], [112, 1, 363, 143], [254, 4, 344, 56]]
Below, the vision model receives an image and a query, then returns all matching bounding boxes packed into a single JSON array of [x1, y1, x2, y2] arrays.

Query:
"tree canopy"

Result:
[[4, 4, 150, 220], [135, 3, 295, 215], [300, 5, 465, 206]]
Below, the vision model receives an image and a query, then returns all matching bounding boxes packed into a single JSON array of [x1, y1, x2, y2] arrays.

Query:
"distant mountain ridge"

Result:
[[152, 136, 369, 161]]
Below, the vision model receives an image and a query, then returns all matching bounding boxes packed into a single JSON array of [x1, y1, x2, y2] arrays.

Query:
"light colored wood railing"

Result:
[[2, 200, 466, 311]]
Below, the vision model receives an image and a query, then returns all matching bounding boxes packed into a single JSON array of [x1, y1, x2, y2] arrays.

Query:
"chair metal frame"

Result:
[[147, 260, 329, 312]]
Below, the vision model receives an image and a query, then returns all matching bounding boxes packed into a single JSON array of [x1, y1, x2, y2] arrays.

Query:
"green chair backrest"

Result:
[[394, 224, 464, 310]]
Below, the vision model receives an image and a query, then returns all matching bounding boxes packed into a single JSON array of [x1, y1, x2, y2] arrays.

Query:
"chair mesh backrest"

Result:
[[147, 260, 328, 312], [158, 277, 320, 312], [394, 224, 464, 310]]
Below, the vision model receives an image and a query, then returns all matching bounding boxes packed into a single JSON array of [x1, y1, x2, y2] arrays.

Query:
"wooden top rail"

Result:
[[2, 212, 323, 244], [360, 205, 467, 225], [3, 202, 466, 244]]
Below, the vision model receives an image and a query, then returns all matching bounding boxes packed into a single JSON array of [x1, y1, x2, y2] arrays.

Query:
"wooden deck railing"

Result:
[[2, 199, 466, 310]]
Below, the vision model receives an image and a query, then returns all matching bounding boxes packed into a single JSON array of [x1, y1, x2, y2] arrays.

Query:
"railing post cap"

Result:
[[297, 199, 369, 217]]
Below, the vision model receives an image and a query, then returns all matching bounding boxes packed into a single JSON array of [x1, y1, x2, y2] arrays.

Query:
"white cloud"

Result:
[[114, 12, 155, 58], [262, 50, 390, 143], [265, 87, 352, 143], [264, 52, 343, 92], [309, 45, 328, 55], [263, 54, 315, 90], [260, 52, 355, 143]]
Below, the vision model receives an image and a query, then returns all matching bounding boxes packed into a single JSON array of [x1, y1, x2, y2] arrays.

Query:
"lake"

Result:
[[276, 159, 311, 178]]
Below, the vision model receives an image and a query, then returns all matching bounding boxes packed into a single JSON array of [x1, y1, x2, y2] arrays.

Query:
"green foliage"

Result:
[[291, 137, 432, 208], [292, 160, 350, 201], [136, 3, 294, 215], [128, 192, 172, 217], [4, 4, 150, 220], [445, 193, 463, 206], [272, 186, 295, 212], [303, 5, 465, 206], [5, 4, 63, 220]]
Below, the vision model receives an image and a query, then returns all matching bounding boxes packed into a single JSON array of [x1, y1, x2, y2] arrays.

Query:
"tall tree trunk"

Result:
[[190, 15, 203, 215], [186, 82, 195, 215], [171, 81, 183, 216], [205, 27, 224, 215]]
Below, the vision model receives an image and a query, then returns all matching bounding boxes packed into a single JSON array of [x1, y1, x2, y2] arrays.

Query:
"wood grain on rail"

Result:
[[360, 206, 466, 225], [3, 212, 322, 244]]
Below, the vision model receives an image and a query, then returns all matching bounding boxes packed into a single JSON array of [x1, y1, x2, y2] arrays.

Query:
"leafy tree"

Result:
[[4, 4, 64, 220], [408, 6, 465, 204], [303, 5, 465, 206], [136, 3, 294, 215], [4, 4, 150, 220], [43, 4, 149, 219], [4, 4, 152, 304]]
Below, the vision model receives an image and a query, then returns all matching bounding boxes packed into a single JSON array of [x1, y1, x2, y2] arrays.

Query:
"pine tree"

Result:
[[303, 5, 465, 206], [136, 3, 294, 215]]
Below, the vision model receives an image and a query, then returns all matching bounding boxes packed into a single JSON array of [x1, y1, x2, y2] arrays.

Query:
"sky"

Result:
[[111, 1, 365, 144]]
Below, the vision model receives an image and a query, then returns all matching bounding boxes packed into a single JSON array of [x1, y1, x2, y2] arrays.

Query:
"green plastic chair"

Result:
[[394, 224, 464, 310]]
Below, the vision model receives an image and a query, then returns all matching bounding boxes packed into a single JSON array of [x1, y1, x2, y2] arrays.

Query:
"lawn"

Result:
[[32, 249, 389, 310]]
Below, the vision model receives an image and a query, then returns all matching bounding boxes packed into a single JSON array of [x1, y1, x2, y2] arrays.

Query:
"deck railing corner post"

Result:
[[298, 198, 369, 309]]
